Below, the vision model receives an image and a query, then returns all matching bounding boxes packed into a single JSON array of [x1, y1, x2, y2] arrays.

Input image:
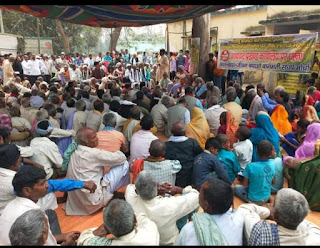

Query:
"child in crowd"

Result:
[[217, 111, 226, 134], [216, 134, 241, 183], [280, 118, 310, 157], [270, 145, 284, 193], [193, 137, 231, 191], [234, 140, 276, 205], [233, 125, 253, 181]]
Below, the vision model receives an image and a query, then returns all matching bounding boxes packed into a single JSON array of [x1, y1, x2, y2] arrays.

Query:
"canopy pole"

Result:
[[0, 9, 4, 34], [37, 18, 40, 54]]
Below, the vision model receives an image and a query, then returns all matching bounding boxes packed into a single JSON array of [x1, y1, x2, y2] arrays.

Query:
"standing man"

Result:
[[213, 50, 224, 91], [21, 54, 31, 82], [184, 50, 190, 73], [205, 53, 214, 82], [84, 54, 94, 70], [176, 49, 186, 72], [169, 52, 177, 81], [156, 49, 169, 84], [28, 54, 42, 86], [2, 55, 15, 85]]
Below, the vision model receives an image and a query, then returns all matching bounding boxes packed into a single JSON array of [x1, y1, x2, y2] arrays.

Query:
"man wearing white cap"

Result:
[[130, 64, 140, 89], [80, 64, 91, 83]]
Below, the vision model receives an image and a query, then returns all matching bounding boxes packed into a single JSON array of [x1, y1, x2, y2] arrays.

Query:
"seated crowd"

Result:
[[0, 50, 320, 246]]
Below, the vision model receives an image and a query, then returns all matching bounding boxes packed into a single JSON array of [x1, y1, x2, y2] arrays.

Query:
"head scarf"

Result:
[[226, 111, 238, 148], [295, 123, 320, 159], [301, 105, 319, 123], [178, 65, 185, 70], [249, 113, 279, 162], [0, 144, 20, 169], [30, 95, 44, 109], [35, 120, 54, 136], [271, 104, 292, 135], [185, 107, 213, 149], [0, 114, 12, 131]]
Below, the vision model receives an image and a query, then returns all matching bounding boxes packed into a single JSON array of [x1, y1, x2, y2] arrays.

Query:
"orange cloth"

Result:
[[226, 111, 238, 148], [185, 107, 213, 150], [131, 158, 144, 183], [271, 104, 292, 135], [96, 130, 126, 152], [132, 123, 157, 136], [301, 105, 319, 123]]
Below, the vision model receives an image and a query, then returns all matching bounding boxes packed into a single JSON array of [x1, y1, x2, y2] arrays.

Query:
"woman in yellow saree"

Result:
[[271, 104, 292, 135], [185, 107, 213, 149]]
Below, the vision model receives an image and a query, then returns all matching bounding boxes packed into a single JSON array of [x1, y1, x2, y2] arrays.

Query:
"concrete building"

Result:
[[168, 5, 320, 94]]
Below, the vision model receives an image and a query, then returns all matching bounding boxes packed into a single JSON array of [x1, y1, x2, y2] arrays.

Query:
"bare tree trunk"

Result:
[[109, 27, 122, 52], [192, 14, 210, 78], [56, 19, 70, 53]]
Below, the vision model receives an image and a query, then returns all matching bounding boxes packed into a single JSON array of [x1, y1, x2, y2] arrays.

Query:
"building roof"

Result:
[[211, 5, 267, 17], [260, 12, 320, 26]]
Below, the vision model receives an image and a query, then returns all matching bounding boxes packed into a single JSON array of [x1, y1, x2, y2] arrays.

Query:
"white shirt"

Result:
[[178, 208, 244, 245], [0, 196, 57, 245], [21, 60, 31, 75], [70, 68, 82, 82], [39, 59, 49, 75], [65, 145, 127, 215], [29, 137, 63, 179], [125, 184, 199, 245], [28, 59, 42, 76], [233, 139, 253, 171], [238, 203, 320, 245], [129, 130, 158, 164], [77, 213, 160, 246], [84, 58, 94, 69], [205, 105, 226, 136]]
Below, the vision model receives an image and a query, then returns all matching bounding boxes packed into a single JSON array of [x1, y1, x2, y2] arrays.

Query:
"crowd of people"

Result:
[[0, 47, 320, 246]]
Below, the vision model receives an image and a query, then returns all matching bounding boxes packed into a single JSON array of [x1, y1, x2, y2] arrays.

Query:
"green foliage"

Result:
[[2, 10, 102, 54]]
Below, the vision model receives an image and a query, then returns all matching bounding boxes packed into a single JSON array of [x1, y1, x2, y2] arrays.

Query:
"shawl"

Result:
[[271, 104, 292, 135], [248, 220, 280, 246], [192, 212, 228, 245], [301, 105, 319, 123], [287, 155, 320, 211], [185, 107, 213, 150], [250, 113, 279, 162], [295, 123, 320, 159], [61, 140, 78, 171], [226, 111, 238, 148]]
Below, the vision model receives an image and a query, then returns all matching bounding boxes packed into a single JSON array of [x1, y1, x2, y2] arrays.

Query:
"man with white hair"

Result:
[[258, 85, 285, 112], [125, 171, 199, 245], [64, 127, 129, 215], [238, 188, 320, 245], [247, 88, 267, 122], [77, 199, 160, 245]]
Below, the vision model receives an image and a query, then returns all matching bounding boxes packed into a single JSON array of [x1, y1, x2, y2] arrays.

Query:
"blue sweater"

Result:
[[193, 151, 231, 190]]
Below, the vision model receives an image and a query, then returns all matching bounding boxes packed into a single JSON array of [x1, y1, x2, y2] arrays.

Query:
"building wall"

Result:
[[168, 7, 267, 53], [267, 5, 320, 18]]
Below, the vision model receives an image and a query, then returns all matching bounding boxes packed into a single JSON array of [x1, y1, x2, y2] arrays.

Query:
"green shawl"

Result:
[[288, 155, 320, 211], [192, 212, 228, 245]]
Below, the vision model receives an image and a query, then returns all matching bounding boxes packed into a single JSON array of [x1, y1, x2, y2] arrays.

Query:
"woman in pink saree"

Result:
[[295, 122, 320, 159]]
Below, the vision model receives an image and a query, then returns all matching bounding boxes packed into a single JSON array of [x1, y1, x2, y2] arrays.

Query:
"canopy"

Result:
[[0, 5, 233, 28]]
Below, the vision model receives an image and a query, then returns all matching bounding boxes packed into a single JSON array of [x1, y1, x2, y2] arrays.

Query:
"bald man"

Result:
[[165, 121, 203, 188], [64, 127, 129, 215]]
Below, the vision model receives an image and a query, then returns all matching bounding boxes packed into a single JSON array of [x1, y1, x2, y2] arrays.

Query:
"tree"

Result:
[[2, 9, 102, 54], [109, 27, 122, 52], [192, 13, 210, 78]]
